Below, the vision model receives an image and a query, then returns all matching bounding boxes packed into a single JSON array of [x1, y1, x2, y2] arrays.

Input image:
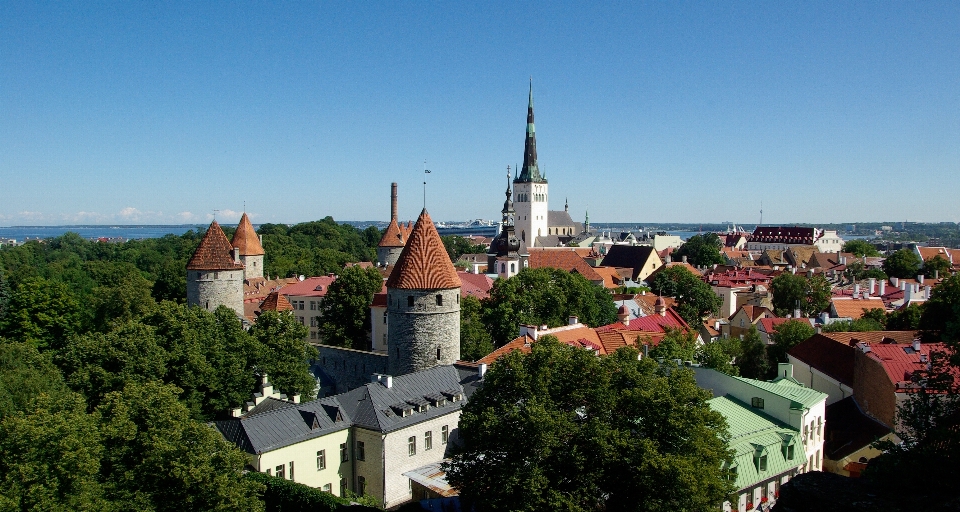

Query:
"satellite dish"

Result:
[[299, 275, 305, 281]]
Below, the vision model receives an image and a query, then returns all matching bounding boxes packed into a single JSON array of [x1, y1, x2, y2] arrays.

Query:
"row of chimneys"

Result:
[[230, 374, 300, 417], [371, 363, 487, 391]]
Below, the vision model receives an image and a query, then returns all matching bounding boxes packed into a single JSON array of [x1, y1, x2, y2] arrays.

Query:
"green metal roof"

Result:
[[731, 374, 827, 410], [709, 396, 807, 491]]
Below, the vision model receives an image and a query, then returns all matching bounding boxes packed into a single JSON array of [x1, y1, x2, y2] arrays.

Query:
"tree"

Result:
[[696, 336, 741, 376], [445, 337, 734, 511], [0, 340, 71, 419], [318, 266, 384, 349], [648, 266, 722, 326], [459, 295, 494, 361], [96, 381, 265, 511], [922, 256, 951, 279], [441, 235, 487, 263], [842, 239, 881, 257], [822, 317, 885, 333], [767, 320, 815, 366], [0, 277, 84, 350], [737, 326, 770, 379], [887, 304, 921, 331], [919, 273, 960, 342], [844, 261, 887, 282], [649, 328, 699, 362], [673, 233, 724, 267], [248, 310, 317, 400], [770, 273, 831, 317], [882, 249, 922, 279], [481, 267, 617, 346]]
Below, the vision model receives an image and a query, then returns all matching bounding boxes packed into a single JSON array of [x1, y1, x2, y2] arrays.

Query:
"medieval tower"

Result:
[[386, 209, 461, 375], [186, 220, 245, 317], [377, 182, 409, 267], [231, 212, 265, 280], [487, 167, 527, 279], [513, 79, 549, 245]]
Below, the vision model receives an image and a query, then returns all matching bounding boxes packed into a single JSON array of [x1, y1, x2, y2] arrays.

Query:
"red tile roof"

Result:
[[821, 331, 919, 346], [186, 221, 246, 271], [592, 266, 622, 289], [458, 271, 494, 299], [831, 298, 886, 320], [371, 292, 387, 307], [378, 218, 407, 248], [758, 317, 811, 334], [386, 209, 461, 290], [867, 343, 955, 389], [259, 291, 293, 312], [279, 275, 339, 298], [231, 213, 265, 256], [595, 307, 689, 333], [527, 249, 603, 282]]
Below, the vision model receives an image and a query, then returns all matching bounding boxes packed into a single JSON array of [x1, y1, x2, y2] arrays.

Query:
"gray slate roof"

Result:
[[548, 210, 581, 233], [214, 364, 484, 454]]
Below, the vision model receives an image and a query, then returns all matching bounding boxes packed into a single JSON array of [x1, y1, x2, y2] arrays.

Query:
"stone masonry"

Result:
[[387, 287, 461, 376], [187, 269, 245, 318]]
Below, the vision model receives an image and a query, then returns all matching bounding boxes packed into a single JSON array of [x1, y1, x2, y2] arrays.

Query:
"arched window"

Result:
[[510, 263, 515, 273]]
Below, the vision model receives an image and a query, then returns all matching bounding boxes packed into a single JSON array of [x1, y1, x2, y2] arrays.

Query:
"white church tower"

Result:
[[513, 79, 549, 246]]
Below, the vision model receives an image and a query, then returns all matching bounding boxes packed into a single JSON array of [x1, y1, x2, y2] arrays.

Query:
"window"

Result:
[[787, 444, 795, 460], [758, 455, 767, 472], [289, 461, 294, 481], [310, 301, 316, 310], [441, 425, 449, 444], [383, 311, 387, 324], [436, 294, 443, 306], [311, 331, 316, 339], [436, 347, 441, 361], [751, 397, 764, 409], [265, 468, 271, 476], [317, 450, 326, 470], [408, 296, 414, 307], [340, 478, 346, 497], [425, 431, 433, 450], [322, 483, 332, 493], [340, 443, 348, 462], [275, 464, 285, 479], [357, 476, 366, 495], [408, 436, 416, 456], [356, 441, 365, 461]]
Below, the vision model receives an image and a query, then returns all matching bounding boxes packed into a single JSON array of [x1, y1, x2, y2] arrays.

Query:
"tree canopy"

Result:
[[648, 266, 721, 326], [317, 265, 384, 350], [673, 233, 725, 267], [737, 326, 770, 380], [767, 320, 815, 366], [446, 337, 735, 511], [459, 295, 494, 362], [769, 273, 831, 317], [842, 239, 881, 257], [480, 267, 617, 346], [882, 249, 922, 279]]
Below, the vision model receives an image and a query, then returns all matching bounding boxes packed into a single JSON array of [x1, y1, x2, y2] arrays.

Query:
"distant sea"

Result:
[[0, 225, 206, 242]]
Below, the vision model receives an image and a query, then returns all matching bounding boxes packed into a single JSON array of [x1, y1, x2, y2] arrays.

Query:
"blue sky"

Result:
[[2, 2, 959, 226]]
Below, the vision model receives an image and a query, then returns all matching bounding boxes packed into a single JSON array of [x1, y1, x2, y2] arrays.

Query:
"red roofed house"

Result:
[[527, 248, 605, 286], [278, 275, 339, 343], [829, 297, 887, 320], [729, 305, 777, 340]]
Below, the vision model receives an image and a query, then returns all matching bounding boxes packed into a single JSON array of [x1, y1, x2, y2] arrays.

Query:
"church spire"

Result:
[[516, 78, 544, 184]]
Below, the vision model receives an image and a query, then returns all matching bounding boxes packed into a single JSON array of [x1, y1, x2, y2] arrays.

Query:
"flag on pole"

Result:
[[424, 169, 431, 174]]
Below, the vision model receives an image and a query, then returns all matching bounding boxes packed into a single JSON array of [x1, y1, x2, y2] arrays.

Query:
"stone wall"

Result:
[[377, 247, 403, 267], [386, 287, 460, 376], [186, 269, 244, 318], [240, 254, 264, 280], [317, 345, 388, 395]]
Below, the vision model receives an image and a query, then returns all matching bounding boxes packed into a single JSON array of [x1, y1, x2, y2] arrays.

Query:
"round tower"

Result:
[[231, 212, 264, 280], [386, 208, 461, 376], [186, 220, 245, 318], [377, 182, 407, 267]]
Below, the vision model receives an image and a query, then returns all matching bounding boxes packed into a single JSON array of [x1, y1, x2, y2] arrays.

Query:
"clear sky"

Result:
[[2, 2, 959, 226]]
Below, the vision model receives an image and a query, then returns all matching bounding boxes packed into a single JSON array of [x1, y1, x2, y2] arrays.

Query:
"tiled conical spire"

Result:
[[231, 213, 265, 256], [187, 221, 245, 270], [386, 209, 460, 289]]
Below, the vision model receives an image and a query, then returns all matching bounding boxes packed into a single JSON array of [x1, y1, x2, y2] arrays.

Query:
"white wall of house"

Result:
[[381, 411, 462, 508], [788, 354, 853, 406], [255, 428, 352, 497], [369, 304, 388, 354]]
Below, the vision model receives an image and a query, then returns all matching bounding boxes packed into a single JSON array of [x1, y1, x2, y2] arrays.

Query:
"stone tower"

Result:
[[231, 212, 264, 280], [513, 79, 549, 246], [386, 209, 461, 376], [377, 182, 408, 267], [186, 220, 245, 317], [487, 167, 526, 279]]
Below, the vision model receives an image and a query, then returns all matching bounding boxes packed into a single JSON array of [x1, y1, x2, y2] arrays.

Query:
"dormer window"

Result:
[[751, 397, 764, 409]]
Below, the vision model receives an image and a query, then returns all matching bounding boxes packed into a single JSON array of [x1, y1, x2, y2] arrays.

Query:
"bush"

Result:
[[245, 471, 348, 512]]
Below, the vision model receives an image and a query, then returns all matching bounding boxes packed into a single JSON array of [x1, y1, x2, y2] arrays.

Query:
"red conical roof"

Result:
[[378, 218, 407, 248], [386, 209, 460, 290], [259, 291, 293, 312], [186, 221, 246, 271], [231, 213, 265, 256]]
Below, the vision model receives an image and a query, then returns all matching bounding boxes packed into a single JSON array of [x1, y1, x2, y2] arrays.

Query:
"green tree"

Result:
[[922, 256, 951, 279], [887, 304, 922, 331], [919, 273, 960, 342], [318, 266, 384, 349], [648, 266, 722, 326], [446, 337, 734, 511], [248, 310, 317, 400], [882, 249, 922, 279], [649, 327, 699, 362], [441, 235, 487, 262], [842, 239, 881, 257], [96, 381, 265, 511], [737, 326, 770, 379], [459, 295, 494, 361], [481, 267, 617, 346], [0, 277, 84, 350], [696, 336, 741, 376], [844, 261, 887, 282], [673, 233, 724, 267], [767, 320, 815, 365], [0, 340, 71, 419], [822, 317, 886, 333], [769, 273, 831, 317]]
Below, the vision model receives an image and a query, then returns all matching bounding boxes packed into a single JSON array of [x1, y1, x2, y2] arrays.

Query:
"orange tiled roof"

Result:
[[378, 218, 407, 248], [831, 298, 886, 320], [527, 249, 603, 282], [386, 209, 461, 290], [592, 266, 622, 289], [186, 221, 245, 271], [821, 330, 918, 346], [231, 213, 264, 256], [259, 291, 293, 312]]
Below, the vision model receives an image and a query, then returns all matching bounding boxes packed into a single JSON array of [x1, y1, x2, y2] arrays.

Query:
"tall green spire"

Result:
[[516, 78, 545, 184]]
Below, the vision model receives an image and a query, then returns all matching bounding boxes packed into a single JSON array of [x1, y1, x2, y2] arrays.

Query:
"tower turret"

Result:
[[386, 209, 461, 375], [187, 220, 245, 317], [231, 213, 264, 280]]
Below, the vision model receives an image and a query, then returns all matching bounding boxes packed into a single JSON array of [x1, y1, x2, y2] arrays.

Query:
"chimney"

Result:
[[794, 308, 802, 319], [925, 285, 932, 300], [390, 182, 398, 221], [643, 343, 650, 358], [569, 315, 579, 325], [857, 342, 871, 353], [891, 277, 899, 287], [371, 373, 393, 388], [231, 407, 242, 418], [869, 278, 876, 295], [912, 339, 921, 353], [292, 394, 300, 404], [233, 247, 240, 263], [853, 284, 860, 298], [935, 269, 939, 280], [682, 255, 688, 264], [905, 284, 913, 304], [879, 280, 886, 296], [778, 363, 794, 380], [917, 274, 924, 285], [478, 363, 488, 379]]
